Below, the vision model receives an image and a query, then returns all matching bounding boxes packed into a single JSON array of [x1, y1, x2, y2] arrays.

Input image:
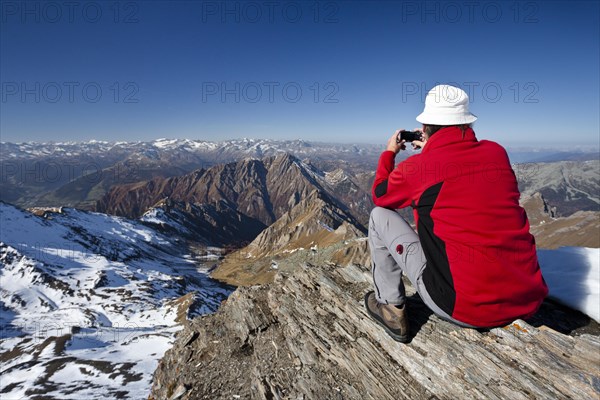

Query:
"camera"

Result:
[[396, 130, 422, 143]]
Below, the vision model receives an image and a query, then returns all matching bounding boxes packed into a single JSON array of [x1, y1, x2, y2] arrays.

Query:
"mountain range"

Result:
[[1, 138, 599, 399], [96, 152, 372, 241], [3, 138, 598, 220], [0, 139, 381, 210]]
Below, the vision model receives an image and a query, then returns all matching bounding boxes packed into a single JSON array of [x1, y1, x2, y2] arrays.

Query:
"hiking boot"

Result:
[[364, 291, 409, 343]]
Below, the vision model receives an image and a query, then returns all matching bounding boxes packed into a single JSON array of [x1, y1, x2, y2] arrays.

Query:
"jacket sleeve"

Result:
[[372, 151, 416, 209]]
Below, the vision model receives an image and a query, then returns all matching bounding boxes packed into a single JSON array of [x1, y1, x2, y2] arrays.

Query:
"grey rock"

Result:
[[150, 263, 600, 399], [182, 331, 199, 347], [168, 383, 189, 400]]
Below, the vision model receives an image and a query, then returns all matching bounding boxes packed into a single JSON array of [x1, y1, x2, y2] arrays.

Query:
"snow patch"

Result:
[[538, 247, 600, 322]]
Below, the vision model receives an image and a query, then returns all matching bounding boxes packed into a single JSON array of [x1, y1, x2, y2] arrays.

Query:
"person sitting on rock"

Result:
[[365, 84, 548, 342]]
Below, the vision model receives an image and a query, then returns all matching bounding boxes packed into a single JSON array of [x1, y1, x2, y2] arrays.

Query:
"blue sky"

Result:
[[1, 0, 599, 147]]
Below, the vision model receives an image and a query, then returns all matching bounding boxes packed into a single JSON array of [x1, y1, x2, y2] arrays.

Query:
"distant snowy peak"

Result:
[[1, 138, 381, 160], [0, 136, 375, 217], [324, 168, 350, 185], [152, 138, 181, 148]]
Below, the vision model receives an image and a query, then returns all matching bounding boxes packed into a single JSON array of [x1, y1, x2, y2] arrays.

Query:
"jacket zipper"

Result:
[[372, 262, 382, 299]]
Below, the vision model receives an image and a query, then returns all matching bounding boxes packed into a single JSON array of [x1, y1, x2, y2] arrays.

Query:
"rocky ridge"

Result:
[[150, 262, 600, 400], [519, 192, 557, 225], [95, 153, 371, 229], [520, 192, 599, 249], [516, 160, 599, 216], [212, 189, 366, 286]]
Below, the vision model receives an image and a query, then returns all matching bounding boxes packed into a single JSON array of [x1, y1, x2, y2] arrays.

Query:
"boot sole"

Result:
[[364, 291, 409, 343]]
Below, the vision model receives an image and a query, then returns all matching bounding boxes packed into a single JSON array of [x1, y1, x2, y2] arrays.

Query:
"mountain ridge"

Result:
[[150, 262, 600, 400], [96, 152, 372, 231], [211, 189, 367, 286]]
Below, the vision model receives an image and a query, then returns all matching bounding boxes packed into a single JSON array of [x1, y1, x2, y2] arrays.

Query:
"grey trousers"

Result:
[[368, 207, 474, 328]]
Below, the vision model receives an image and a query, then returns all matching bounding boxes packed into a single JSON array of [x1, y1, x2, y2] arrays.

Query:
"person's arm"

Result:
[[371, 131, 417, 209]]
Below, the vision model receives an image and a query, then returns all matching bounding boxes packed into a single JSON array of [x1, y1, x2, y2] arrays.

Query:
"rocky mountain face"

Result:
[[515, 160, 599, 216], [243, 190, 365, 258], [96, 153, 373, 231], [212, 189, 367, 286], [140, 198, 266, 247], [519, 192, 599, 249], [150, 263, 600, 400], [323, 168, 373, 227], [519, 192, 557, 225]]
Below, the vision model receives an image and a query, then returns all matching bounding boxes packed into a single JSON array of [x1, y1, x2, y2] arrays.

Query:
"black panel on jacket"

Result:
[[416, 181, 456, 316], [374, 180, 388, 198]]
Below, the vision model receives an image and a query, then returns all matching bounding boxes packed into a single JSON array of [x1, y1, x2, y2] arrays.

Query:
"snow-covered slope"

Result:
[[0, 202, 232, 399], [139, 198, 266, 247], [538, 247, 600, 322]]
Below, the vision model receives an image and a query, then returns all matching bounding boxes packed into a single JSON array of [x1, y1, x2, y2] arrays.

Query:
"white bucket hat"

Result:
[[416, 84, 477, 125]]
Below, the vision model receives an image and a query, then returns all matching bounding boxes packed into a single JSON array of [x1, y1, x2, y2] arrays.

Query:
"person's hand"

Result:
[[386, 130, 406, 154], [411, 128, 427, 150], [411, 139, 426, 150]]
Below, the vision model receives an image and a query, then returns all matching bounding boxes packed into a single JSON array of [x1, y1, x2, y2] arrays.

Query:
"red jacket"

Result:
[[372, 126, 548, 327]]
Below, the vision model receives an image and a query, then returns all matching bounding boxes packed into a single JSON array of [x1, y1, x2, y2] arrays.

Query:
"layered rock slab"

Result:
[[150, 263, 600, 400]]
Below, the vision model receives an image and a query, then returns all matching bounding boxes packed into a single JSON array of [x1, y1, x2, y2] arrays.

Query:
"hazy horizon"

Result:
[[1, 135, 599, 153]]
